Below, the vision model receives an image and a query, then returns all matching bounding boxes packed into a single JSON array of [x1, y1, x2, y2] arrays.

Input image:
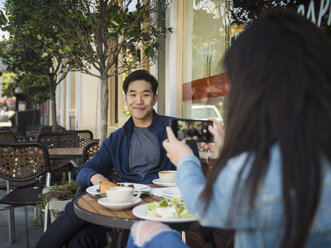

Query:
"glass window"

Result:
[[182, 0, 230, 123], [181, 0, 331, 124]]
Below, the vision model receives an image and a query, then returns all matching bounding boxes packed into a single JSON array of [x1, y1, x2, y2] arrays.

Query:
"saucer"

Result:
[[97, 197, 142, 210], [86, 185, 104, 196], [162, 187, 182, 199], [118, 183, 152, 193], [152, 179, 176, 187]]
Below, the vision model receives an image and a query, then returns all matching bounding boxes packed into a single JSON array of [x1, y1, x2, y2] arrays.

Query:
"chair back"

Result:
[[76, 130, 93, 148], [38, 125, 66, 134], [37, 131, 79, 148], [82, 139, 100, 163], [0, 130, 16, 142], [0, 142, 50, 182]]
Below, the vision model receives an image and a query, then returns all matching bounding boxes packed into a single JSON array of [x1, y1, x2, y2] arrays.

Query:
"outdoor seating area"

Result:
[[0, 123, 95, 247], [0, 120, 235, 248], [0, 1, 330, 248]]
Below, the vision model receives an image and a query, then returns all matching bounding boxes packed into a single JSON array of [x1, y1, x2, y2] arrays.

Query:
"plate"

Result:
[[119, 183, 152, 193], [86, 185, 103, 196], [162, 187, 182, 199], [86, 183, 152, 196], [98, 197, 142, 210], [132, 203, 196, 223], [152, 179, 176, 187]]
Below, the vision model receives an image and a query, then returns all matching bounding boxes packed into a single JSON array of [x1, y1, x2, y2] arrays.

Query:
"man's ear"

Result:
[[153, 94, 158, 105], [123, 94, 128, 106]]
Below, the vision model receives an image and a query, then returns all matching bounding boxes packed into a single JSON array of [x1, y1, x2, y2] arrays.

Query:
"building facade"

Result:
[[54, 0, 331, 138]]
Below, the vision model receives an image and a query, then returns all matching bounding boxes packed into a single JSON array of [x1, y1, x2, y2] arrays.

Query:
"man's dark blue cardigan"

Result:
[[76, 112, 199, 186]]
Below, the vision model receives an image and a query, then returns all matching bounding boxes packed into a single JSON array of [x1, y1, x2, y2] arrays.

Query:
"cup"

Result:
[[158, 170, 177, 184], [106, 186, 141, 203]]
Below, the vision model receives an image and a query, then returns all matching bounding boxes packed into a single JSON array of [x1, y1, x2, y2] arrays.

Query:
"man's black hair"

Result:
[[123, 70, 158, 95]]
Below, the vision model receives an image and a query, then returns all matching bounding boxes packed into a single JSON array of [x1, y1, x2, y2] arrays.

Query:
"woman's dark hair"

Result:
[[122, 69, 158, 95], [201, 8, 331, 248]]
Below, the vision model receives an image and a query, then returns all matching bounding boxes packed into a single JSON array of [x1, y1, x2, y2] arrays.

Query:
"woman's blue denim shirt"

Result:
[[177, 145, 331, 248], [129, 145, 331, 247]]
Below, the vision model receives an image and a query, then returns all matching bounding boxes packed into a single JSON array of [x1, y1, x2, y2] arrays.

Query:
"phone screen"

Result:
[[169, 118, 213, 142]]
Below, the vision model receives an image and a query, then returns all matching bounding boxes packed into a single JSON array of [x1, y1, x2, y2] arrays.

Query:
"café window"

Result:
[[182, 0, 230, 123], [181, 0, 331, 123]]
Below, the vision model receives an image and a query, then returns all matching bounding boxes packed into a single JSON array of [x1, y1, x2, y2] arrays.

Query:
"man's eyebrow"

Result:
[[128, 89, 152, 93]]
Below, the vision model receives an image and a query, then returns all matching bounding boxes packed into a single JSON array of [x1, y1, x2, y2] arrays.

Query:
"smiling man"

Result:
[[36, 70, 199, 248]]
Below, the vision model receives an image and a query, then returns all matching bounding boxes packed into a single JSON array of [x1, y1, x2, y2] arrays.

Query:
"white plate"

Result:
[[152, 179, 176, 187], [86, 185, 103, 196], [132, 203, 196, 223], [162, 187, 182, 199], [86, 183, 152, 196], [98, 197, 142, 210], [119, 183, 152, 193]]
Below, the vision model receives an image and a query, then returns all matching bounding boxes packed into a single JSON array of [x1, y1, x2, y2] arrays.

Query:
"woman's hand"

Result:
[[201, 118, 225, 159], [162, 127, 194, 167]]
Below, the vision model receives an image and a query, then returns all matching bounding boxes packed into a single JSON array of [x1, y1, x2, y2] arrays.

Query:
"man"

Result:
[[185, 122, 201, 140], [36, 70, 199, 248]]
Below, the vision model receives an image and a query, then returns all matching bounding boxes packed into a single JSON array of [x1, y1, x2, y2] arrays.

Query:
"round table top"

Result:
[[73, 186, 199, 231]]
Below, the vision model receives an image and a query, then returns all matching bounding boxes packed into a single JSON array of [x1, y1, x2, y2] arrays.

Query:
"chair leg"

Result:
[[181, 231, 187, 243], [43, 203, 49, 232], [8, 206, 15, 243], [25, 206, 30, 248]]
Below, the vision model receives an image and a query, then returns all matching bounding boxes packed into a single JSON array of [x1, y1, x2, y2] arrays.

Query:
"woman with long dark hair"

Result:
[[127, 8, 331, 248]]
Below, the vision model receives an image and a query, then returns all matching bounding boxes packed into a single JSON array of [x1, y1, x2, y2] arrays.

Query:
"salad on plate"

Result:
[[146, 198, 193, 219]]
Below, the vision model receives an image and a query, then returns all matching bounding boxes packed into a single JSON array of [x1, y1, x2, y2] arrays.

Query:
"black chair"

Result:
[[36, 131, 79, 149], [38, 125, 66, 134], [76, 130, 93, 148], [80, 139, 119, 182], [81, 139, 99, 163], [37, 131, 79, 185], [0, 142, 51, 247]]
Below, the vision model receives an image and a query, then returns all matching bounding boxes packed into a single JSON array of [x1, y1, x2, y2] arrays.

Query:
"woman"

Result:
[[128, 8, 331, 248]]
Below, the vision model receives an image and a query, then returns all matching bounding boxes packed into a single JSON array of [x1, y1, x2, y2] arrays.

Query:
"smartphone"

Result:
[[169, 118, 213, 142]]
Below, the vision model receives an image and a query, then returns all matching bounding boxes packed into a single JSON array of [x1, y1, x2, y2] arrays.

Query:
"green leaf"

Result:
[[111, 20, 119, 26], [37, 34, 42, 40], [144, 46, 154, 58]]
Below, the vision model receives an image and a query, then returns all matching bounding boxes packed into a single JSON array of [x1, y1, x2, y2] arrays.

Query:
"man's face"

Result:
[[124, 80, 158, 127]]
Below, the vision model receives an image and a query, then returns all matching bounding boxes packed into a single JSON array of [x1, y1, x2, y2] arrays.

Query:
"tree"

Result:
[[37, 0, 172, 141], [0, 71, 16, 97], [0, 0, 84, 131]]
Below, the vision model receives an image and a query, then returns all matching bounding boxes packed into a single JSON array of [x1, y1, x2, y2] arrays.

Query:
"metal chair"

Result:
[[0, 142, 51, 247], [38, 125, 66, 134], [73, 139, 101, 196], [81, 139, 100, 163], [36, 131, 79, 149], [76, 130, 93, 148], [0, 131, 39, 190], [37, 131, 79, 185]]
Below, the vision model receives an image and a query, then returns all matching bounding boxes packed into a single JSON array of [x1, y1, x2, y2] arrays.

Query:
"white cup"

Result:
[[158, 170, 177, 184], [106, 186, 141, 203]]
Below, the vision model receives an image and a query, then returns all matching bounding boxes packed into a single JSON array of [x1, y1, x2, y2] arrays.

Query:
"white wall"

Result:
[[164, 0, 177, 117]]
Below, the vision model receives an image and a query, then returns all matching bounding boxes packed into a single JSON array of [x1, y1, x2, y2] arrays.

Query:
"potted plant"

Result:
[[31, 177, 79, 226]]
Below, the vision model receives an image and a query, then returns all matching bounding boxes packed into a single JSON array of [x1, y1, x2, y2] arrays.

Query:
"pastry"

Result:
[[99, 181, 117, 194]]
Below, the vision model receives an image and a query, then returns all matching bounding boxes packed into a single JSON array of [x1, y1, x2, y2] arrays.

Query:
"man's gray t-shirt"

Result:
[[128, 126, 160, 178]]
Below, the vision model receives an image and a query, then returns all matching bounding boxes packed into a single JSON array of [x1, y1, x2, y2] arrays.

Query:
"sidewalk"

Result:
[[0, 190, 43, 248]]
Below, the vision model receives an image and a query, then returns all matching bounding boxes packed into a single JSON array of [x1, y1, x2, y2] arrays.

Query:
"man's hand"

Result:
[[90, 174, 110, 185], [201, 118, 225, 159], [162, 127, 194, 166]]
